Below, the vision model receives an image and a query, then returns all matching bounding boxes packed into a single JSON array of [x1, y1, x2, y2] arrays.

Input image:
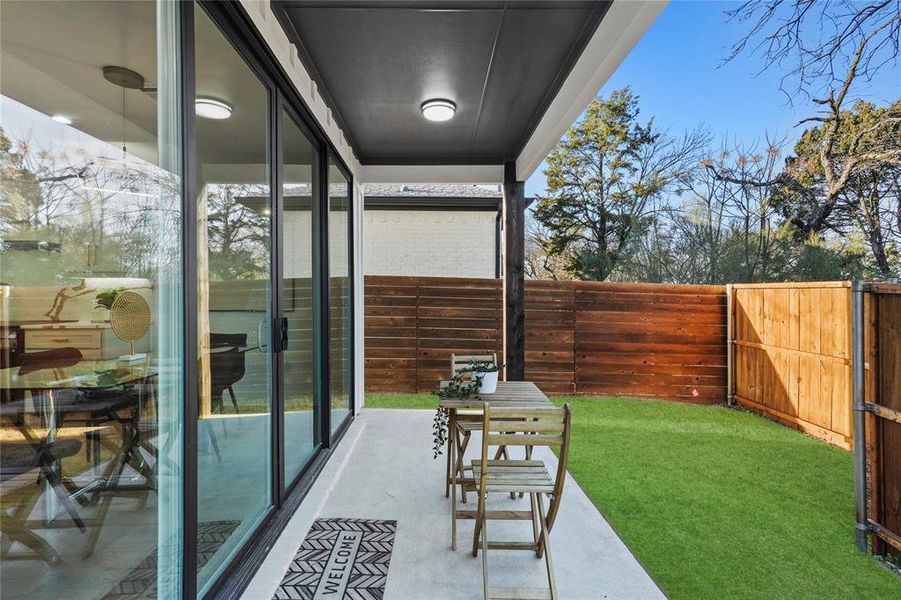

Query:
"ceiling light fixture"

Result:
[[421, 99, 456, 122], [51, 115, 73, 125], [79, 185, 157, 199], [195, 97, 232, 120]]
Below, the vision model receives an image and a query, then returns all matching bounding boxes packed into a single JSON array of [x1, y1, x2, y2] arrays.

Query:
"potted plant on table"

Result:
[[430, 361, 504, 458], [461, 360, 502, 394], [93, 287, 124, 323], [431, 371, 482, 459]]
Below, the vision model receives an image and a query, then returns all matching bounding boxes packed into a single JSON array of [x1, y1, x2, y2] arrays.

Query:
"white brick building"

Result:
[[363, 184, 504, 278]]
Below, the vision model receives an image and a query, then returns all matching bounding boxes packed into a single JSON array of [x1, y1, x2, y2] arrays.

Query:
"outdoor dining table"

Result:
[[437, 380, 555, 548]]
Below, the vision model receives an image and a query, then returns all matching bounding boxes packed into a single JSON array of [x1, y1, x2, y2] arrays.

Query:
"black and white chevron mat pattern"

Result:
[[273, 518, 397, 600], [104, 520, 240, 599]]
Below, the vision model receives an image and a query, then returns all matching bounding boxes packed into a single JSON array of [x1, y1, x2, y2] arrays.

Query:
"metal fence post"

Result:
[[851, 280, 868, 553], [726, 284, 735, 406]]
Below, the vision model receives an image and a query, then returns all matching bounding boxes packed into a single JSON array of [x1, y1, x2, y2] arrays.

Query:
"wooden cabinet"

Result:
[[22, 325, 128, 359]]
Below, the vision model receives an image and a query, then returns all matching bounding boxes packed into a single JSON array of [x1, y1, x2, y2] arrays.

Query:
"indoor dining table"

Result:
[[0, 355, 159, 558]]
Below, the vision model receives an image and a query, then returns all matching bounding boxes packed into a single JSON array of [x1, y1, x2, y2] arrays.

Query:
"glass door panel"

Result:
[[194, 5, 273, 594], [0, 1, 184, 598], [328, 161, 352, 433], [281, 109, 319, 484]]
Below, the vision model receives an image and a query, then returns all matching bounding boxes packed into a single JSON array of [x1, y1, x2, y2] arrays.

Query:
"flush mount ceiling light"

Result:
[[195, 97, 232, 120], [51, 115, 72, 125], [421, 99, 456, 122]]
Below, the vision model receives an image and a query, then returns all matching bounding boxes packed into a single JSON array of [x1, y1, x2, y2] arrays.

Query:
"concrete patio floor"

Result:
[[242, 409, 664, 599]]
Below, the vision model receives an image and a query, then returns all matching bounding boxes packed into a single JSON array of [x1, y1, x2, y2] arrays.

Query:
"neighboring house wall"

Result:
[[364, 209, 497, 278]]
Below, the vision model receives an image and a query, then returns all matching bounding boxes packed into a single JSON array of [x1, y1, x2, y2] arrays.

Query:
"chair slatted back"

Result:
[[479, 403, 572, 512], [450, 353, 497, 377], [481, 406, 569, 448]]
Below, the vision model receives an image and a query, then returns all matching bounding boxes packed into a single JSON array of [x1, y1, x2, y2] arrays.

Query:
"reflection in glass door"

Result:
[[194, 5, 273, 594], [0, 2, 184, 597], [328, 161, 352, 433], [281, 108, 320, 484]]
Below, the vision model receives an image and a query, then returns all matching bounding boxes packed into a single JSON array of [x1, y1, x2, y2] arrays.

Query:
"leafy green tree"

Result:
[[778, 100, 900, 276], [533, 88, 706, 281]]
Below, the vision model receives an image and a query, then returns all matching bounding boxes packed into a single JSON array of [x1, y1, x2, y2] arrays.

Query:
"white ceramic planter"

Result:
[[479, 370, 499, 394]]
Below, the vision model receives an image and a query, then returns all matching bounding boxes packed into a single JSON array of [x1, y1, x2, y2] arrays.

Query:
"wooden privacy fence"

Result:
[[364, 275, 900, 555], [860, 283, 901, 556], [731, 282, 854, 448], [364, 276, 728, 402], [365, 276, 503, 393], [572, 281, 727, 401]]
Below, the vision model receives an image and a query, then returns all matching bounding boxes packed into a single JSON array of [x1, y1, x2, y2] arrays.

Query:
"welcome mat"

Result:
[[104, 520, 240, 599], [273, 518, 397, 600]]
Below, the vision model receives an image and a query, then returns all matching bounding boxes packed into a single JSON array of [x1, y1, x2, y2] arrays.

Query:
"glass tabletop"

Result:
[[1, 355, 158, 391]]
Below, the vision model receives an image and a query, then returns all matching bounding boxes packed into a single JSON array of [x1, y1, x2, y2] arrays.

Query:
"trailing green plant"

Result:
[[460, 360, 503, 374], [430, 370, 482, 459], [95, 287, 125, 310], [431, 409, 449, 460]]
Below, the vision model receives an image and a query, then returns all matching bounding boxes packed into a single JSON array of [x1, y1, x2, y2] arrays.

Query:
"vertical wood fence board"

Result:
[[864, 291, 883, 554], [876, 293, 901, 549], [733, 282, 853, 449]]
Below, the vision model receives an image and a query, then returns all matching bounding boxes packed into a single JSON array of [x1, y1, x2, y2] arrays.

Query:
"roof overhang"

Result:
[[515, 0, 667, 179], [272, 1, 665, 182], [361, 163, 505, 183]]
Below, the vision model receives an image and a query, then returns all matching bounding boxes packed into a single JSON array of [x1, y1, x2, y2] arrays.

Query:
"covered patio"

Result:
[[241, 409, 663, 599], [0, 2, 672, 598]]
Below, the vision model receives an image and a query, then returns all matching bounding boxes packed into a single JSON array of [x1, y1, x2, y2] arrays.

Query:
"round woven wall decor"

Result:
[[110, 291, 151, 344]]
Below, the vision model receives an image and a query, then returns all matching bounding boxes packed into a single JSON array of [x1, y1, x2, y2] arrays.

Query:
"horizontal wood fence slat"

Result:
[[364, 276, 503, 393], [364, 276, 727, 401], [572, 281, 726, 402]]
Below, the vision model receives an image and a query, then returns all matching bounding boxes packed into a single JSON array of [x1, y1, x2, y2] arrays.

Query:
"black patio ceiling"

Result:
[[272, 1, 611, 165]]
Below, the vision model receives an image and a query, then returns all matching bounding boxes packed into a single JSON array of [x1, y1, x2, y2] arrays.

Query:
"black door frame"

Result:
[[278, 98, 331, 497], [184, 2, 357, 598], [326, 151, 356, 436]]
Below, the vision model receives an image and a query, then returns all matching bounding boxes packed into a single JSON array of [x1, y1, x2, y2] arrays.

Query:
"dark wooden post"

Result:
[[503, 161, 525, 381]]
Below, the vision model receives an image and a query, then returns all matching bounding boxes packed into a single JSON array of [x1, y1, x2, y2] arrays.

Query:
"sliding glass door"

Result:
[[328, 160, 353, 434], [280, 108, 320, 485], [0, 1, 184, 598], [0, 1, 355, 596], [193, 5, 273, 594]]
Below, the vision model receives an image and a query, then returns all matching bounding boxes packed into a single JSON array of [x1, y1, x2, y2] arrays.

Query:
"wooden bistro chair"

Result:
[[471, 404, 571, 600], [446, 353, 503, 502]]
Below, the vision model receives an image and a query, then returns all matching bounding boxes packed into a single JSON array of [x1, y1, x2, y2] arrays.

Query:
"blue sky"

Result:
[[525, 0, 901, 197]]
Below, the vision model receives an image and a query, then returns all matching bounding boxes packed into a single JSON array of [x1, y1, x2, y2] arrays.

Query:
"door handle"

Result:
[[257, 320, 266, 353], [281, 317, 289, 351]]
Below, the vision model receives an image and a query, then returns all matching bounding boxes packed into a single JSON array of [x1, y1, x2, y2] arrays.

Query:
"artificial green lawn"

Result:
[[364, 393, 899, 599]]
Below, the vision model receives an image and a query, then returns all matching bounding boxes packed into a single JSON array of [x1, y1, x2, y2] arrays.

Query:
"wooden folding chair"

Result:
[[451, 353, 497, 378], [471, 404, 571, 600], [445, 353, 499, 501]]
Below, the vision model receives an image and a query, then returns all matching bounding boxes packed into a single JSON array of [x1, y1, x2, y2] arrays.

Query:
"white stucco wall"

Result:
[[363, 210, 497, 278]]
